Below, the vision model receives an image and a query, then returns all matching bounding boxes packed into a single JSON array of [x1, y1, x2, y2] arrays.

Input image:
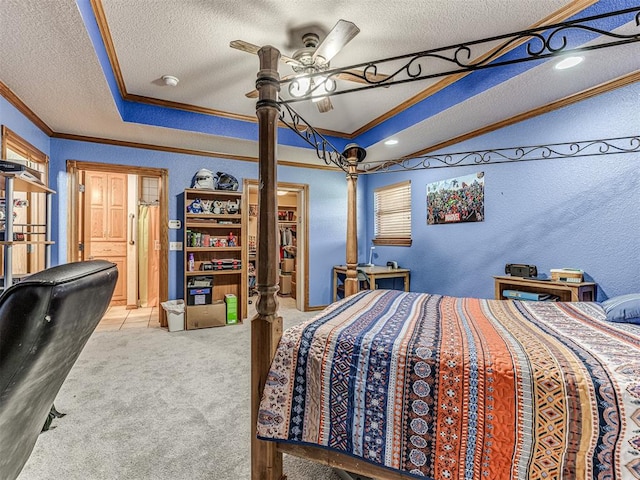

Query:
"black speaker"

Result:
[[505, 263, 537, 277]]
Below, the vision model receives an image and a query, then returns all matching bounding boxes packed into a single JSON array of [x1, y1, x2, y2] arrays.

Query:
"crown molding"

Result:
[[350, 0, 598, 137], [0, 81, 53, 136], [405, 70, 640, 159]]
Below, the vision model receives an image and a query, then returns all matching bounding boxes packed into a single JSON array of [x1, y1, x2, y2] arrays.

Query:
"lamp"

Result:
[[365, 246, 375, 267]]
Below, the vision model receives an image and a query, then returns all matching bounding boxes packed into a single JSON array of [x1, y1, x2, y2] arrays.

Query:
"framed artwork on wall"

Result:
[[427, 172, 485, 225]]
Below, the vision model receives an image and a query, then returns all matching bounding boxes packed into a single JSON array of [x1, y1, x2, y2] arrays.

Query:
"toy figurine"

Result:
[[228, 232, 237, 247], [213, 200, 223, 214], [187, 198, 203, 213], [226, 199, 240, 214], [200, 200, 212, 214]]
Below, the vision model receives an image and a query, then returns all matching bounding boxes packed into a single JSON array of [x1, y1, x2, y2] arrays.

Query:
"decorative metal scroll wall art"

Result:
[[277, 101, 348, 172], [280, 6, 640, 102], [359, 135, 640, 174]]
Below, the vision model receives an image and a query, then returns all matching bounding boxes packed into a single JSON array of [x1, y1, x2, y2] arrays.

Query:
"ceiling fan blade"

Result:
[[231, 39, 303, 68], [336, 69, 390, 85], [246, 74, 298, 99], [281, 54, 303, 68], [312, 20, 360, 64], [229, 39, 260, 55], [315, 96, 333, 113]]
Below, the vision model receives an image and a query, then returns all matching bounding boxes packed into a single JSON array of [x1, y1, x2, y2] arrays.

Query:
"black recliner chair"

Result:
[[0, 260, 118, 480]]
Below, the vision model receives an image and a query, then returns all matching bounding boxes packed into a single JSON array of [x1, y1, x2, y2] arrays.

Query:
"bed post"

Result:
[[343, 145, 365, 297], [344, 159, 359, 297], [251, 45, 284, 480]]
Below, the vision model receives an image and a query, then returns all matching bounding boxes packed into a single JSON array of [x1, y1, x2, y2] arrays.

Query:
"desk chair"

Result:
[[0, 260, 118, 480]]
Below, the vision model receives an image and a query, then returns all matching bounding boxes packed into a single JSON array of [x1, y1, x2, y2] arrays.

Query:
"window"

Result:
[[373, 180, 412, 246]]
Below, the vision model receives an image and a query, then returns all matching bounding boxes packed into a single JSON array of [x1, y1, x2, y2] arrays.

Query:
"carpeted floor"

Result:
[[18, 297, 342, 480]]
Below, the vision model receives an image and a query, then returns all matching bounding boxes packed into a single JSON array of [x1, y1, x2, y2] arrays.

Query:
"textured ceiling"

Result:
[[1, 0, 639, 166]]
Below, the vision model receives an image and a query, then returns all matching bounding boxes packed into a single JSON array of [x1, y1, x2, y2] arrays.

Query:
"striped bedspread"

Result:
[[257, 290, 640, 480]]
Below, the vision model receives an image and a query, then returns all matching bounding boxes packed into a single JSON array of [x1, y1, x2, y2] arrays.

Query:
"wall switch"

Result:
[[170, 241, 182, 251]]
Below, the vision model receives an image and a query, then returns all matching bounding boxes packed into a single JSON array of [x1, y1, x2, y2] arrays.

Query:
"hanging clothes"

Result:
[[279, 226, 296, 257]]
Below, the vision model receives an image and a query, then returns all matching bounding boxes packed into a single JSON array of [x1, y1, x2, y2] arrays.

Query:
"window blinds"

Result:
[[373, 180, 412, 246]]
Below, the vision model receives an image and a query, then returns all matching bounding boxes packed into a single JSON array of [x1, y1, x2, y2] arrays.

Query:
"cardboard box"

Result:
[[281, 258, 294, 273], [225, 294, 238, 324], [279, 273, 292, 295], [186, 301, 226, 329]]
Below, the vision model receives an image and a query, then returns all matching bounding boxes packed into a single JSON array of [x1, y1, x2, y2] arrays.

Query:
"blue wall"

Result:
[[0, 97, 50, 157], [49, 140, 349, 304], [1, 95, 350, 306], [363, 81, 640, 301], [2, 80, 639, 305]]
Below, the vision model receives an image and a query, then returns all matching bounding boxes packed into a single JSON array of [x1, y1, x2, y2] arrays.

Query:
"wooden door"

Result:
[[83, 171, 127, 303]]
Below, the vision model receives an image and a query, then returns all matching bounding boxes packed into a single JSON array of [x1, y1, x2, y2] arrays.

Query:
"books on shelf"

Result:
[[502, 289, 559, 301]]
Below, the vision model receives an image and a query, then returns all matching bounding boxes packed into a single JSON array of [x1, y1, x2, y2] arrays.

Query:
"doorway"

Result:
[[67, 161, 169, 322], [243, 180, 309, 311]]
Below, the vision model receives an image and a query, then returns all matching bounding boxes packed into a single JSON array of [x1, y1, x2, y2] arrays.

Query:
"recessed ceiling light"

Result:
[[161, 75, 179, 87], [384, 139, 399, 146], [555, 56, 583, 70]]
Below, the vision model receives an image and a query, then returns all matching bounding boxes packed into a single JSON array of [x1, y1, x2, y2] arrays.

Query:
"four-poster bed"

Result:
[[249, 8, 640, 480]]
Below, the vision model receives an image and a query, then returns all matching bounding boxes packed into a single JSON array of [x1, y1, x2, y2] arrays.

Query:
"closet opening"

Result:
[[244, 180, 308, 311], [67, 161, 169, 324]]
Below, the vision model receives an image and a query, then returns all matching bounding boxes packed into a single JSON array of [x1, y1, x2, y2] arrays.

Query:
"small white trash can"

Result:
[[161, 299, 185, 332]]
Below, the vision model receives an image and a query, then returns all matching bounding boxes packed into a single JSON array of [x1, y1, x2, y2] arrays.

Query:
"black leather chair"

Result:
[[0, 260, 118, 480]]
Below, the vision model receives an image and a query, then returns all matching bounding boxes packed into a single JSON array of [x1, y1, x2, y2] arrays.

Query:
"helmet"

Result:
[[215, 172, 239, 191], [193, 168, 215, 189]]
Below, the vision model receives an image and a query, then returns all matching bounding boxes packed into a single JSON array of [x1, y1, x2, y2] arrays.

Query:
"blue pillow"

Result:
[[601, 294, 640, 324]]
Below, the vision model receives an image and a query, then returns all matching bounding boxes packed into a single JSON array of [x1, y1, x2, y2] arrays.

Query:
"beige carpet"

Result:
[[18, 297, 342, 480]]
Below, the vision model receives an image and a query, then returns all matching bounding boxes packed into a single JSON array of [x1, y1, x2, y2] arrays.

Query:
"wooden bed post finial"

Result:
[[252, 45, 284, 480], [342, 143, 366, 298]]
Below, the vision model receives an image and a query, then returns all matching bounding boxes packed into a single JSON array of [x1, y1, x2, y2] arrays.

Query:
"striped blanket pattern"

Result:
[[257, 290, 640, 479]]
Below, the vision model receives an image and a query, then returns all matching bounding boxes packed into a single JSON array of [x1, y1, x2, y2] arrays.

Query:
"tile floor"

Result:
[[96, 305, 162, 332], [96, 296, 299, 332]]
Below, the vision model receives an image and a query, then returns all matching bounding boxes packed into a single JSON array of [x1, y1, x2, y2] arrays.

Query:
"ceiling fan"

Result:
[[230, 19, 387, 113]]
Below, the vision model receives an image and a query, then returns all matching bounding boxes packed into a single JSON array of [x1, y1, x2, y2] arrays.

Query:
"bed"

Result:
[[256, 289, 640, 479], [249, 8, 640, 480]]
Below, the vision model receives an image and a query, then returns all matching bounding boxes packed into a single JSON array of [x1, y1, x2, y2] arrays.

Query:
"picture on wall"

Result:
[[427, 172, 485, 225]]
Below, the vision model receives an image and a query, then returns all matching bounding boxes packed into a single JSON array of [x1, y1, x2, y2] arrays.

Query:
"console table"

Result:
[[333, 265, 410, 302], [494, 275, 596, 302]]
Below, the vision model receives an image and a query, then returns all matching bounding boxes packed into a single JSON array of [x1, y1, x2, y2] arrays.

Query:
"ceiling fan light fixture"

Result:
[[289, 76, 311, 97], [311, 76, 336, 102]]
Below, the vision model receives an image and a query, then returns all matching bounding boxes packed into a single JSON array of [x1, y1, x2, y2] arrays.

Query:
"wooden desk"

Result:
[[494, 275, 596, 302], [333, 265, 410, 302]]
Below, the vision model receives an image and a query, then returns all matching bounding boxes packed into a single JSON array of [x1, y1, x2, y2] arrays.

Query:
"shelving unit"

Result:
[[183, 188, 246, 329], [0, 172, 55, 289], [246, 189, 300, 303], [493, 275, 596, 302]]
